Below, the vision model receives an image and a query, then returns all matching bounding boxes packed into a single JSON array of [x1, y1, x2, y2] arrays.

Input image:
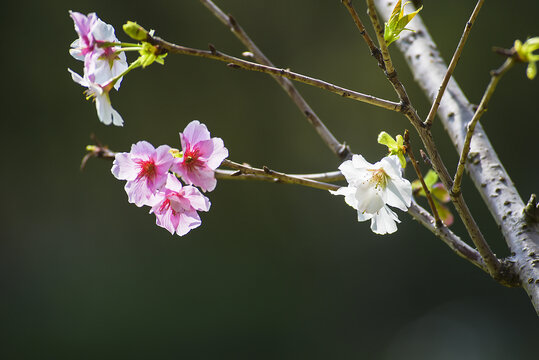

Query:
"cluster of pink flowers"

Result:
[[68, 11, 127, 126], [112, 121, 228, 236]]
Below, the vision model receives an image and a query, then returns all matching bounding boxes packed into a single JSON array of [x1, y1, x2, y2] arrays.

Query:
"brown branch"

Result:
[[143, 34, 402, 112], [220, 159, 341, 191], [341, 0, 385, 69], [199, 0, 352, 160], [408, 201, 488, 272], [404, 130, 443, 227], [424, 0, 485, 128], [452, 58, 515, 196], [215, 169, 344, 184], [365, 0, 411, 104]]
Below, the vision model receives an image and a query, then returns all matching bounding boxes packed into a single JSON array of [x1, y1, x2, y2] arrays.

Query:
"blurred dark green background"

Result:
[[2, 0, 538, 358]]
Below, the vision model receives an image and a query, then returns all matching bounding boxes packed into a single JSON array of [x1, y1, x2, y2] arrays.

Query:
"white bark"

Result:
[[374, 0, 539, 314]]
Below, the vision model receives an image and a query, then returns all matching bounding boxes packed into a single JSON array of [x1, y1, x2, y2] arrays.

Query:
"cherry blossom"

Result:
[[69, 11, 127, 89], [111, 141, 175, 206], [149, 174, 211, 236], [331, 155, 412, 235], [171, 120, 228, 192], [68, 69, 123, 126]]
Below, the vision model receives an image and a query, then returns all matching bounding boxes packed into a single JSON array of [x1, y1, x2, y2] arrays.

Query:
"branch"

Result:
[[341, 0, 385, 69], [215, 169, 344, 184], [366, 0, 396, 75], [199, 0, 352, 160], [143, 34, 402, 112], [220, 159, 341, 191], [374, 0, 534, 306], [452, 58, 515, 196], [408, 201, 487, 272], [404, 130, 443, 227], [365, 0, 410, 104], [424, 0, 485, 128]]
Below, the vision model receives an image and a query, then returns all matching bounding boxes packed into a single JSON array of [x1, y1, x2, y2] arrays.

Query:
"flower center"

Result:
[[135, 159, 156, 180], [183, 147, 201, 168], [368, 168, 389, 189]]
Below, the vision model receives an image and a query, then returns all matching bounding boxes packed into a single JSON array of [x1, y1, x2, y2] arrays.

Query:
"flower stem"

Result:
[[106, 59, 142, 89]]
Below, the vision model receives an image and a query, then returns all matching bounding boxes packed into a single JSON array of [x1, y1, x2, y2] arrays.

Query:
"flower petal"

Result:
[[370, 206, 400, 235], [385, 177, 412, 211]]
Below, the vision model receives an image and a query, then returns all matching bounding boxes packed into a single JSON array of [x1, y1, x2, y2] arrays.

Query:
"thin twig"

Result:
[[341, 0, 385, 68], [215, 169, 344, 183], [220, 159, 341, 191], [199, 0, 351, 160], [408, 201, 487, 272], [366, 0, 395, 74], [143, 34, 402, 112], [424, 0, 484, 128], [365, 0, 411, 106], [404, 130, 443, 227], [215, 169, 344, 182], [452, 57, 515, 196]]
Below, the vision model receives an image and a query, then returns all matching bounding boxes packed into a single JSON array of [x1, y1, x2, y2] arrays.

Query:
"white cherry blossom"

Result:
[[331, 155, 412, 235]]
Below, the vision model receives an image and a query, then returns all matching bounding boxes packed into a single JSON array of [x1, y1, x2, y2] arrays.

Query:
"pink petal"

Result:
[[125, 179, 154, 207], [182, 186, 211, 212], [164, 173, 183, 193], [177, 210, 202, 236], [180, 165, 217, 192], [111, 152, 138, 180], [130, 141, 155, 158], [206, 138, 228, 170], [182, 120, 211, 146]]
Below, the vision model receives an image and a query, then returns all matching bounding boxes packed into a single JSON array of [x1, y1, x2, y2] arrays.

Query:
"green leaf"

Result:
[[377, 131, 397, 148], [423, 170, 438, 189], [378, 131, 407, 168], [384, 1, 423, 46]]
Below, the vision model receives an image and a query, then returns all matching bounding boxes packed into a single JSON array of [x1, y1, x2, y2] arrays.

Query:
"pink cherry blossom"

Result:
[[111, 141, 175, 207], [69, 11, 127, 89], [171, 120, 228, 192], [149, 174, 211, 236]]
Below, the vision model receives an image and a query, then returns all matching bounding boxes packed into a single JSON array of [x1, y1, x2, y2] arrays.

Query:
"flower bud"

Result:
[[123, 21, 149, 41]]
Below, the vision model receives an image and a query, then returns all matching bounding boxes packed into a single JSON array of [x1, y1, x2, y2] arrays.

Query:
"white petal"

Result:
[[380, 155, 403, 179], [330, 186, 359, 210], [68, 68, 87, 87], [95, 95, 112, 125], [338, 160, 365, 184], [355, 182, 384, 214], [91, 19, 117, 42], [110, 107, 124, 127], [357, 211, 373, 222], [370, 206, 400, 235], [351, 154, 372, 169], [385, 177, 412, 211]]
